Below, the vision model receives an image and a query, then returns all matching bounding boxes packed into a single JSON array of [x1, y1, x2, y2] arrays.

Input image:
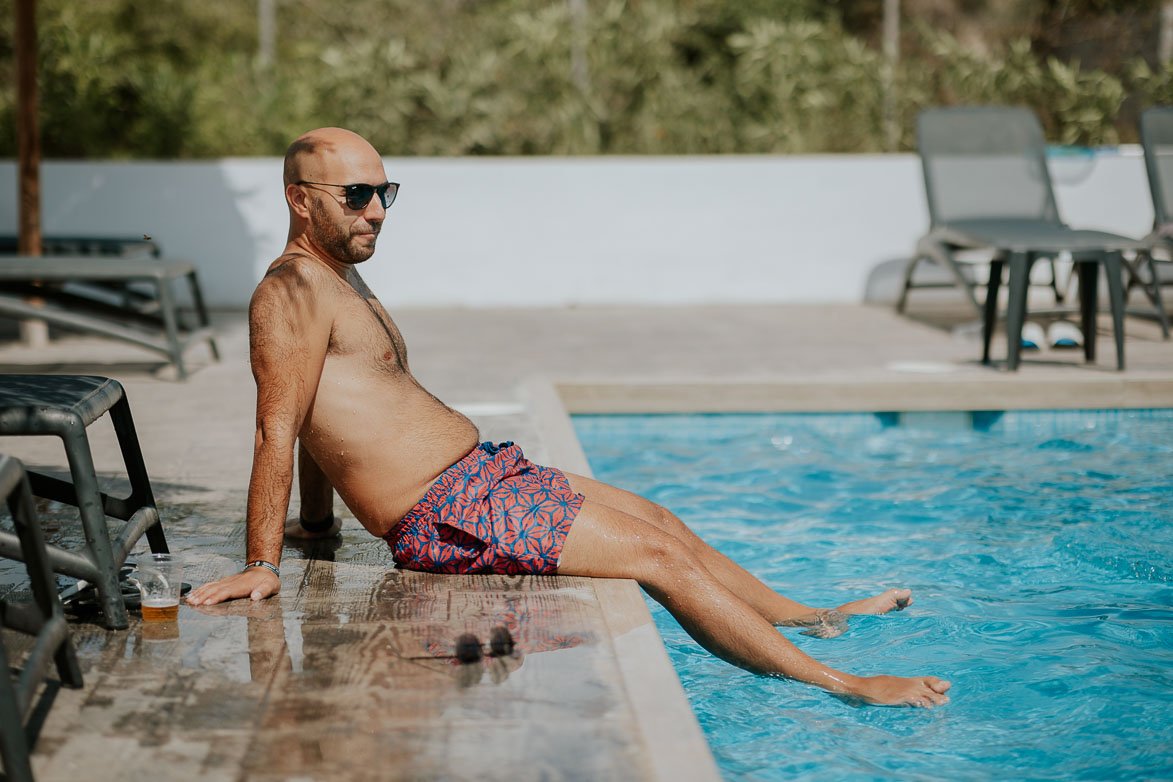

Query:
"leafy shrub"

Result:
[[0, 0, 1165, 157]]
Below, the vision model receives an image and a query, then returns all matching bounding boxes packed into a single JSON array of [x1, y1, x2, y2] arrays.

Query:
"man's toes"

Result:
[[888, 588, 912, 610], [928, 678, 952, 694]]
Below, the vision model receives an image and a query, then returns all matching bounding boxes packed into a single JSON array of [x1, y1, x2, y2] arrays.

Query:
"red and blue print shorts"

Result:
[[385, 442, 584, 575]]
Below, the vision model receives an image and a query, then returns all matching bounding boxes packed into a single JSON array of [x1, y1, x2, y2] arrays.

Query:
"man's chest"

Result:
[[326, 289, 409, 371]]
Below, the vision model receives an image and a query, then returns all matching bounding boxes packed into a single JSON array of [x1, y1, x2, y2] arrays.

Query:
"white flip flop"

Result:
[[1020, 321, 1045, 351], [1047, 320, 1083, 349]]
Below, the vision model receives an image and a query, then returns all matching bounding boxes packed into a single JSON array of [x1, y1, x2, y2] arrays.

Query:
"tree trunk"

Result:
[[1160, 1, 1173, 64], [15, 0, 47, 347], [882, 0, 900, 151]]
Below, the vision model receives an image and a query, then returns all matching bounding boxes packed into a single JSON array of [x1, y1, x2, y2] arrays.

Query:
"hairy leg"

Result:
[[556, 499, 950, 708], [564, 473, 911, 628]]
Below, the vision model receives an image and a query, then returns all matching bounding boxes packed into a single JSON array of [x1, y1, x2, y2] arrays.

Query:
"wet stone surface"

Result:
[[1, 486, 651, 782]]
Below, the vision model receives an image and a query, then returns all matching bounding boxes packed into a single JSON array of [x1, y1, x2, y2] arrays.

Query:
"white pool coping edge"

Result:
[[523, 377, 723, 782]]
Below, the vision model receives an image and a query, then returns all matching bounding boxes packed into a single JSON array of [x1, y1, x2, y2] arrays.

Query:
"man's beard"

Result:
[[309, 198, 379, 263]]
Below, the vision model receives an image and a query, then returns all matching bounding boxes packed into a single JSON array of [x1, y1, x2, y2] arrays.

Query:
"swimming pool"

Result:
[[573, 410, 1173, 780]]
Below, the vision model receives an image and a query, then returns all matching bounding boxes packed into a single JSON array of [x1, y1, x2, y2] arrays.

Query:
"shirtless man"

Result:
[[187, 127, 951, 709]]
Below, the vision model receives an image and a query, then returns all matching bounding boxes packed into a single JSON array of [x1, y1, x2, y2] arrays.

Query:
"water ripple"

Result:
[[576, 412, 1173, 781]]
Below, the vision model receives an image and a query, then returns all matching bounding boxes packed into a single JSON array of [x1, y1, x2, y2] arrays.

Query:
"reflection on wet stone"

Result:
[[1, 483, 651, 781]]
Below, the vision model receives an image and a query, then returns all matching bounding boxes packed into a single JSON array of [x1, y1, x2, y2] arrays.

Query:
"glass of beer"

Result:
[[130, 553, 183, 623]]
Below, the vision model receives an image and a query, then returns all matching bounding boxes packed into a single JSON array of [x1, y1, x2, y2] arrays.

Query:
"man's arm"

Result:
[[188, 263, 331, 605]]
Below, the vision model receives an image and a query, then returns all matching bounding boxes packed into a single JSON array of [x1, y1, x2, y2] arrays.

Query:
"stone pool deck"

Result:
[[0, 301, 1171, 781]]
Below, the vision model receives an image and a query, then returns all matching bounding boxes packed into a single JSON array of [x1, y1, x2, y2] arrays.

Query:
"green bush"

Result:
[[912, 29, 1127, 146], [0, 0, 1165, 158]]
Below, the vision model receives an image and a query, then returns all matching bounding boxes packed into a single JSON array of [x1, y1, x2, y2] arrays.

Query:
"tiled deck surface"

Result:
[[0, 301, 1171, 781]]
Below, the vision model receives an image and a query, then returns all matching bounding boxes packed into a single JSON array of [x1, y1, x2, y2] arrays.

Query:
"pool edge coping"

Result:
[[523, 377, 723, 782], [555, 374, 1173, 413]]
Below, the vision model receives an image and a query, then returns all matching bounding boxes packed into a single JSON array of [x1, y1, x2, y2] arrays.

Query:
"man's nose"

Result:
[[362, 197, 385, 224]]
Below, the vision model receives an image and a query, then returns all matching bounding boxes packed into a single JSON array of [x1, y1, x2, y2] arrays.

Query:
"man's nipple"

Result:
[[383, 350, 394, 362]]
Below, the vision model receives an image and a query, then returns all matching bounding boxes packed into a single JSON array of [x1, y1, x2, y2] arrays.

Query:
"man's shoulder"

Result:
[[250, 255, 342, 329], [262, 252, 332, 284], [253, 254, 335, 302]]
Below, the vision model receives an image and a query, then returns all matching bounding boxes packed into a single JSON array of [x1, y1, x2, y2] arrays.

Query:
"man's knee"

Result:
[[649, 501, 704, 548], [632, 528, 706, 587]]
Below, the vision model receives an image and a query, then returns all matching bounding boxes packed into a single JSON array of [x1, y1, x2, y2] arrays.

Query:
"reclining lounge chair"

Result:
[[0, 236, 219, 380], [897, 106, 1140, 370], [1135, 107, 1173, 336]]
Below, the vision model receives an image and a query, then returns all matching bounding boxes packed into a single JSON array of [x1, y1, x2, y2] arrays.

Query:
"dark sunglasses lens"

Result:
[[343, 183, 397, 209], [378, 183, 398, 208], [344, 185, 376, 210]]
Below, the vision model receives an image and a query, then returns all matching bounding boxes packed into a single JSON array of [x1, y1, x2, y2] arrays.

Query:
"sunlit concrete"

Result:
[[0, 299, 1170, 780]]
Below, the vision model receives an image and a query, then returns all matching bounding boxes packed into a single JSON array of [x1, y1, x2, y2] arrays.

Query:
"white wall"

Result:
[[0, 150, 1153, 308]]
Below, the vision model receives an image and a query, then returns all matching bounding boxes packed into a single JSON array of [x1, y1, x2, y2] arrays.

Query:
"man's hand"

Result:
[[284, 514, 342, 540], [186, 567, 280, 606]]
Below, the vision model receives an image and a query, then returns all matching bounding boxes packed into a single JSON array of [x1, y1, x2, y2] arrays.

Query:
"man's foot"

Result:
[[836, 587, 913, 615], [779, 609, 851, 638], [851, 674, 951, 708]]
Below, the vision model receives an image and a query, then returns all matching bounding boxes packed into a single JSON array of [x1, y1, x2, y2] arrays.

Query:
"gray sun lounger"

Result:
[[0, 255, 220, 379], [0, 374, 169, 629], [897, 106, 1142, 370], [0, 454, 84, 782], [1135, 107, 1173, 337]]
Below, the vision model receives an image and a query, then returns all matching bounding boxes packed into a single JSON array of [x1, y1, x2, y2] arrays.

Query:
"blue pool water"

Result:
[[573, 410, 1173, 781]]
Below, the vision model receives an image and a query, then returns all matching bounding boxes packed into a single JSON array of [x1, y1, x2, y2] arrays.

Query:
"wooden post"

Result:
[[258, 0, 276, 68], [1161, 1, 1173, 64], [567, 0, 589, 96], [882, 0, 900, 152], [14, 0, 48, 347]]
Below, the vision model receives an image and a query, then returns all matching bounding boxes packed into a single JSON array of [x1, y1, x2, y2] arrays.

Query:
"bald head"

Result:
[[282, 127, 382, 187], [282, 127, 389, 263]]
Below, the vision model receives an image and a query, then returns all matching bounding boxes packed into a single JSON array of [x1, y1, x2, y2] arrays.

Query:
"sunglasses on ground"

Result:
[[297, 180, 399, 210]]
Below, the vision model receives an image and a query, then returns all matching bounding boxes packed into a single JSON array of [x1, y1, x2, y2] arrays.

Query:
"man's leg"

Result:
[[563, 473, 911, 626], [556, 499, 950, 707]]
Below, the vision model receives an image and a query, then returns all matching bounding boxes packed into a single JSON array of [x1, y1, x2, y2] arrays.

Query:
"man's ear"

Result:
[[287, 183, 312, 219]]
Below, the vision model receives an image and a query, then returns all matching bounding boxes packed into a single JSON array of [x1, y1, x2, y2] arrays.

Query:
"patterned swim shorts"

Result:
[[385, 442, 584, 575]]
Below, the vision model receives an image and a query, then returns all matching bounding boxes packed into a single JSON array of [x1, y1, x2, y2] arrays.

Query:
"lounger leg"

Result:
[[1140, 252, 1170, 339], [1078, 261, 1099, 364], [60, 423, 128, 630], [904, 237, 983, 315], [933, 242, 982, 313], [982, 259, 1003, 364], [1049, 256, 1065, 304], [1104, 251, 1126, 371], [6, 466, 83, 689], [155, 277, 186, 380], [187, 270, 221, 361], [895, 255, 920, 314], [108, 393, 168, 555], [0, 458, 83, 782], [0, 636, 34, 782], [1004, 252, 1031, 371]]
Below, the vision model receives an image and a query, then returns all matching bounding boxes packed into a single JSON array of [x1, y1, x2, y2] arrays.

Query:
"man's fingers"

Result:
[[186, 571, 279, 606], [250, 581, 275, 601]]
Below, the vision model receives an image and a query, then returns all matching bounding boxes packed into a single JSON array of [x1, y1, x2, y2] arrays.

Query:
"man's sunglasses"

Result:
[[297, 180, 399, 210]]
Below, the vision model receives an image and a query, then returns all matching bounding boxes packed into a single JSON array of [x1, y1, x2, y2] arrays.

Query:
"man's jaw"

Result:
[[349, 226, 380, 260]]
